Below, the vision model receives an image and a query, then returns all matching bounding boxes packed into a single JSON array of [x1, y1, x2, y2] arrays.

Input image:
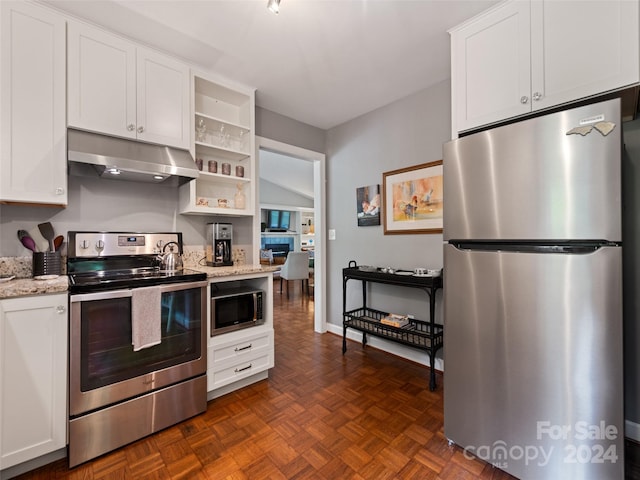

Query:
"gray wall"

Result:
[[256, 107, 326, 154], [325, 79, 451, 328], [623, 117, 640, 427], [0, 175, 218, 256]]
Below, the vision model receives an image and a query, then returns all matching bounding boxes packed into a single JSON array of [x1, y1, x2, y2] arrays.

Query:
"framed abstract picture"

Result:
[[382, 160, 443, 234], [356, 184, 381, 226]]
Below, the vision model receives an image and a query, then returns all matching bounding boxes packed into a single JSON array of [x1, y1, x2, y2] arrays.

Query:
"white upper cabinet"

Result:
[[0, 1, 67, 205], [68, 22, 190, 149], [67, 22, 136, 141], [136, 47, 190, 148], [451, 1, 532, 133], [530, 1, 639, 111], [450, 0, 640, 134]]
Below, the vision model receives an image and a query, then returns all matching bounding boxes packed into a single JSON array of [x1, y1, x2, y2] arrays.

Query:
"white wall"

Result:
[[260, 178, 314, 208]]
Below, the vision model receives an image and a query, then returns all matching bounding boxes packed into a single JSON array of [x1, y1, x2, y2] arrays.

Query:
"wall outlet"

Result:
[[407, 314, 415, 319], [328, 229, 336, 240]]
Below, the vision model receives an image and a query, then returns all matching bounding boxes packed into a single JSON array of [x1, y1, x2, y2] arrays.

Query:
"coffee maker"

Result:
[[206, 223, 234, 267]]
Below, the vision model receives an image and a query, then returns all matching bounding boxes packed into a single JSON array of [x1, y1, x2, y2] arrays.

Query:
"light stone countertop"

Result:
[[0, 266, 278, 300], [190, 264, 279, 278], [0, 276, 69, 299], [0, 250, 278, 299]]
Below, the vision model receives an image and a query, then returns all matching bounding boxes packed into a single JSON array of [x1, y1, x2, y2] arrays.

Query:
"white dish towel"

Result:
[[131, 286, 162, 351]]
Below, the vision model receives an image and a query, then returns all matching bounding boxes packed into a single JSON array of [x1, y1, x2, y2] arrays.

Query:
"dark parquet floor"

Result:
[[14, 279, 640, 479]]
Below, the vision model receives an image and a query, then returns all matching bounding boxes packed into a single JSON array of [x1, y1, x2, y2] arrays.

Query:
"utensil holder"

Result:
[[33, 251, 61, 277]]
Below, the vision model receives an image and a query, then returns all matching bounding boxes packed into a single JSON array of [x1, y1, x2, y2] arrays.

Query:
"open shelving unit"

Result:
[[179, 73, 255, 216]]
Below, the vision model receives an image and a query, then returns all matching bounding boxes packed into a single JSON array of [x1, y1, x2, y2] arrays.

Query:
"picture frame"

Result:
[[382, 160, 443, 234], [356, 184, 381, 226]]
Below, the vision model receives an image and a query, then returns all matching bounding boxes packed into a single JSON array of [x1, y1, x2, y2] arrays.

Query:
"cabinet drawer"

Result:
[[209, 330, 272, 364], [208, 353, 271, 390]]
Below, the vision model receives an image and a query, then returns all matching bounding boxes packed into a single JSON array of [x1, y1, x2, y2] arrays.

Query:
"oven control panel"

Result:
[[68, 232, 182, 257]]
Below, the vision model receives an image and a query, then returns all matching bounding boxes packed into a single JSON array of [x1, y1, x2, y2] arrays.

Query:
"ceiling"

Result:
[[259, 150, 315, 199], [43, 0, 499, 130]]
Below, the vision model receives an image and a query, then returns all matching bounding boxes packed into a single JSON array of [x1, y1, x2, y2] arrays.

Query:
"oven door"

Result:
[[69, 280, 207, 416]]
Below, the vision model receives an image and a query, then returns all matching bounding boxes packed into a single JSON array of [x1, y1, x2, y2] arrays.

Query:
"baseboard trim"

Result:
[[0, 448, 66, 480]]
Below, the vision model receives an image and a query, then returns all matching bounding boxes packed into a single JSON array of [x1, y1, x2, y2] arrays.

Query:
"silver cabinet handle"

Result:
[[56, 305, 66, 314], [137, 126, 145, 133], [235, 344, 252, 352], [532, 92, 542, 101], [127, 124, 135, 131], [235, 364, 252, 373], [520, 96, 529, 104]]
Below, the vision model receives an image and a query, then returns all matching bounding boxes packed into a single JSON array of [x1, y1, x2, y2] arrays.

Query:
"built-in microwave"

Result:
[[210, 286, 264, 336]]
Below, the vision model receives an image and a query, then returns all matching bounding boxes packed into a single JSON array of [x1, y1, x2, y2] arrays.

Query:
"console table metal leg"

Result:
[[429, 350, 437, 391], [342, 325, 347, 354]]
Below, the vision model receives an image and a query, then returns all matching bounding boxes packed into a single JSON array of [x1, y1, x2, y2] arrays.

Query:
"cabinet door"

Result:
[[451, 1, 531, 133], [531, 0, 639, 111], [0, 2, 67, 205], [0, 294, 68, 470], [67, 21, 136, 140], [136, 47, 190, 149]]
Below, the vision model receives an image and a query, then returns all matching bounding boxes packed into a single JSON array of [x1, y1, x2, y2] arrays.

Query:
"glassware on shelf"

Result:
[[196, 119, 207, 142], [219, 124, 230, 148], [234, 183, 246, 210], [238, 129, 246, 151]]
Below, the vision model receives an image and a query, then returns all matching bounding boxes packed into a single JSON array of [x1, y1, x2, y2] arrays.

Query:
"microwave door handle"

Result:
[[254, 294, 258, 321]]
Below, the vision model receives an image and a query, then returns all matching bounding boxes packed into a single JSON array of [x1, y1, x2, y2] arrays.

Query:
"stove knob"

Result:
[[80, 240, 89, 250], [95, 240, 105, 252], [156, 239, 165, 251]]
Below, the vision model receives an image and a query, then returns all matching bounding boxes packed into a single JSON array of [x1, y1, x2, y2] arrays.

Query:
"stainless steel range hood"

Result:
[[67, 129, 199, 185]]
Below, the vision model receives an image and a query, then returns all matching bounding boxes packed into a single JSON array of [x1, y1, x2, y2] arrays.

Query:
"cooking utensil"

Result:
[[38, 222, 55, 252], [27, 228, 48, 252], [53, 235, 64, 251], [17, 230, 37, 252]]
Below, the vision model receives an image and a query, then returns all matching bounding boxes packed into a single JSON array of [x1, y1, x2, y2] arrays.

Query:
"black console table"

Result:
[[342, 261, 444, 391]]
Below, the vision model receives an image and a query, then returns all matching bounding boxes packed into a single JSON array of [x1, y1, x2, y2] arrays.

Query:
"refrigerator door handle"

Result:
[[449, 241, 620, 254]]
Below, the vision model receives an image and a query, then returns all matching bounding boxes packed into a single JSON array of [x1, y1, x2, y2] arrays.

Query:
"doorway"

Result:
[[256, 136, 326, 333]]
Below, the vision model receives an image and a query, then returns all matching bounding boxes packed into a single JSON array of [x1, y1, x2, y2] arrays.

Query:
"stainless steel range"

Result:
[[67, 232, 208, 467]]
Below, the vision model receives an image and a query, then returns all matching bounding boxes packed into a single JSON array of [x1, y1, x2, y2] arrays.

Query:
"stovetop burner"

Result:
[[67, 231, 207, 293], [68, 267, 206, 293]]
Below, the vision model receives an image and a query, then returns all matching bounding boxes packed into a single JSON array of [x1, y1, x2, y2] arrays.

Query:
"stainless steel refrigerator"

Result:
[[443, 98, 624, 479]]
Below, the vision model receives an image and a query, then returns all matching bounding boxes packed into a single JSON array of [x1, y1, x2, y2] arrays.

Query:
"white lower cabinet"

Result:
[[207, 328, 274, 392], [0, 294, 68, 471]]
